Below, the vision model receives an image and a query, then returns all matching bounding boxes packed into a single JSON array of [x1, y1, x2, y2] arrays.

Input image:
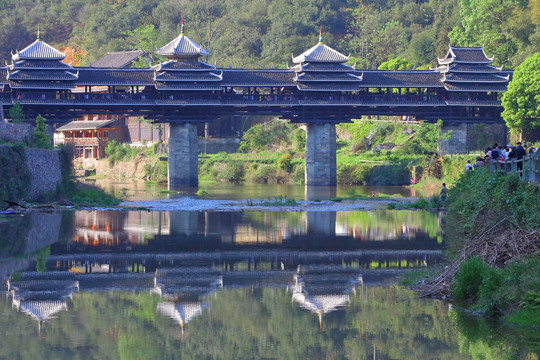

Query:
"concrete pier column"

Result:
[[168, 122, 199, 188], [305, 123, 337, 185]]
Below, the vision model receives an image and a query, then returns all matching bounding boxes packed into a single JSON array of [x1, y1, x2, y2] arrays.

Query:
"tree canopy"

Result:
[[501, 53, 540, 134], [0, 0, 537, 69]]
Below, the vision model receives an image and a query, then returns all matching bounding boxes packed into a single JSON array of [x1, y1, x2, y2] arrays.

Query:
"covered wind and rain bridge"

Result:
[[0, 25, 511, 187]]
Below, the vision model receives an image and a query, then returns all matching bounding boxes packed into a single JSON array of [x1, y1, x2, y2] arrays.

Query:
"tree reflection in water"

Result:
[[450, 309, 540, 360], [0, 286, 474, 359]]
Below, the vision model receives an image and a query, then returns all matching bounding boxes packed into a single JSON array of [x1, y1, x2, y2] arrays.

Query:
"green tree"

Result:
[[9, 102, 24, 123], [32, 114, 51, 149], [122, 24, 166, 65], [501, 53, 540, 137], [448, 0, 522, 67], [378, 55, 414, 70]]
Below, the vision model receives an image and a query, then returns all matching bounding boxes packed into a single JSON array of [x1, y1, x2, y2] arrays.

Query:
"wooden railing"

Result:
[[490, 152, 540, 184], [63, 137, 109, 147]]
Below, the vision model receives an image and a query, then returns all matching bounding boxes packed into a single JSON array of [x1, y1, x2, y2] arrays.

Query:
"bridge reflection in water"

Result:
[[3, 208, 443, 333]]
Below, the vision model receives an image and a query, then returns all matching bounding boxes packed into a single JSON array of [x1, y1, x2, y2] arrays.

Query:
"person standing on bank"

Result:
[[514, 142, 527, 172], [440, 183, 448, 201]]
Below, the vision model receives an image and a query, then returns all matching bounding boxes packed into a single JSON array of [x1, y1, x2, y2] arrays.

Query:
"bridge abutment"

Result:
[[168, 122, 199, 189], [438, 122, 507, 154], [305, 123, 337, 186]]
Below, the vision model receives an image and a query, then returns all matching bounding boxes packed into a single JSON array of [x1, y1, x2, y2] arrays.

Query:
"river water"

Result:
[[0, 183, 537, 359]]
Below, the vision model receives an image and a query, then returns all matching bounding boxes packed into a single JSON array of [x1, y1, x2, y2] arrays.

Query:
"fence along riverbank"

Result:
[[490, 152, 540, 184]]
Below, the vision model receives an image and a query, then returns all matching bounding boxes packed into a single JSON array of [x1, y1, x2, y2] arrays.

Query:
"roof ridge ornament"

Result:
[[37, 23, 41, 41], [318, 26, 323, 44], [181, 16, 185, 36]]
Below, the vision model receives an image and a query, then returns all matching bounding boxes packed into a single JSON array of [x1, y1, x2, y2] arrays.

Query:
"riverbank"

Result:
[[120, 195, 417, 212], [83, 119, 481, 187], [414, 167, 540, 327]]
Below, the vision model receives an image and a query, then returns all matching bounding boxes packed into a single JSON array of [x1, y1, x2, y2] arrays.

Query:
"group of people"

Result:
[[464, 142, 537, 172]]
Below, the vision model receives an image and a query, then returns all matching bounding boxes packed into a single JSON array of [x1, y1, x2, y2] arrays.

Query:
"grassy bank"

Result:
[[196, 119, 479, 186], [414, 168, 540, 327], [87, 119, 483, 187]]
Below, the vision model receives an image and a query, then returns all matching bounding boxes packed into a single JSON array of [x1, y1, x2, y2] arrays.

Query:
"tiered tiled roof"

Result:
[[56, 120, 116, 131], [438, 45, 509, 92], [7, 30, 77, 90], [360, 71, 442, 88], [76, 68, 154, 86], [91, 50, 147, 68], [292, 31, 362, 92], [221, 70, 295, 87], [154, 20, 221, 91]]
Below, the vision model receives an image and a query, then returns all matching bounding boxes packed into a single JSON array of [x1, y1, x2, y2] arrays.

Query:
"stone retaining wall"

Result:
[[0, 145, 62, 202], [0, 122, 33, 143], [24, 148, 62, 200]]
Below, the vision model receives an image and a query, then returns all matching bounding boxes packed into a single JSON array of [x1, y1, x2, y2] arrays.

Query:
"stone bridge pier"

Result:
[[438, 122, 507, 154], [168, 122, 199, 189], [305, 123, 337, 186]]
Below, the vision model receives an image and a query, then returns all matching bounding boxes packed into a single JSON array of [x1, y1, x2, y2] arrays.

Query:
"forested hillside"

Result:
[[0, 0, 538, 68]]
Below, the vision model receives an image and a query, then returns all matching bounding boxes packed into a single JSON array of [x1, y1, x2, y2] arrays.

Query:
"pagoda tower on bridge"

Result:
[[7, 26, 77, 98], [438, 45, 509, 94], [155, 19, 222, 188], [154, 18, 222, 93], [291, 27, 362, 94]]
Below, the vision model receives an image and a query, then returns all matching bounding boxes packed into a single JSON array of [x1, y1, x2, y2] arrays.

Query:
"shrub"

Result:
[[277, 153, 293, 173], [452, 257, 489, 305], [239, 119, 294, 152], [218, 161, 244, 182], [105, 140, 139, 165], [292, 127, 306, 152], [32, 115, 52, 149], [366, 164, 410, 185], [143, 163, 152, 178], [253, 165, 277, 183], [350, 141, 367, 154], [151, 161, 168, 182], [292, 164, 305, 183], [337, 163, 372, 184]]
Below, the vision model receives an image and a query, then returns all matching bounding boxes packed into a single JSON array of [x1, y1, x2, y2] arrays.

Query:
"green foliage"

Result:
[[150, 160, 168, 182], [367, 163, 411, 186], [337, 163, 372, 185], [0, 0, 537, 70], [68, 185, 121, 206], [258, 195, 297, 206], [388, 195, 444, 210], [8, 102, 24, 123], [0, 144, 30, 205], [122, 24, 165, 64], [451, 308, 540, 360], [397, 121, 447, 155], [452, 256, 540, 323], [452, 257, 491, 305], [218, 161, 245, 182], [31, 115, 51, 149], [378, 55, 414, 70], [252, 164, 277, 183], [445, 168, 540, 250], [501, 53, 540, 133], [34, 246, 51, 273], [448, 0, 533, 67], [277, 153, 293, 173], [239, 119, 296, 153], [105, 140, 139, 165]]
